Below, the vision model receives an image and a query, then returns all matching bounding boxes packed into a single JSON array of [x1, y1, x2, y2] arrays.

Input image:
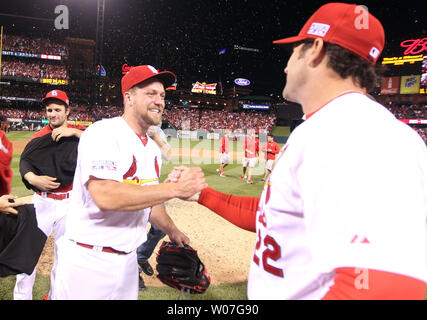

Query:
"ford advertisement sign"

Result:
[[242, 104, 270, 110], [234, 78, 251, 86]]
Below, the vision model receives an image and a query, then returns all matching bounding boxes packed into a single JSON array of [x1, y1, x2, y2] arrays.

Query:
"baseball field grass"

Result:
[[0, 131, 267, 300]]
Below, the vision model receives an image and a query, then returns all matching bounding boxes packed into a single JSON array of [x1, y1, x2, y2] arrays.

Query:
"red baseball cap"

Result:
[[121, 65, 176, 96], [42, 90, 70, 106], [273, 3, 385, 64]]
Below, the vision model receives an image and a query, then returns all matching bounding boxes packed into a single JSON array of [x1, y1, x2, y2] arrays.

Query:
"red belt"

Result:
[[36, 191, 70, 200], [76, 242, 127, 255]]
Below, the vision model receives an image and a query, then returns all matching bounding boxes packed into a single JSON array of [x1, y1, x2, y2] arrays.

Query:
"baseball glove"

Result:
[[156, 241, 210, 294]]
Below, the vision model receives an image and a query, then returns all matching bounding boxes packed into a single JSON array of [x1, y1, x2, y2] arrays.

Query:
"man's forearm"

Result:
[[149, 203, 178, 235], [152, 134, 172, 160], [87, 178, 178, 212], [23, 171, 36, 184], [149, 202, 190, 247], [198, 187, 258, 232]]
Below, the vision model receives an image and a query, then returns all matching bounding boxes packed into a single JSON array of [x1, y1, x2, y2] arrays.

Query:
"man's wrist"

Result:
[[24, 172, 36, 184], [152, 134, 164, 145], [164, 182, 180, 199]]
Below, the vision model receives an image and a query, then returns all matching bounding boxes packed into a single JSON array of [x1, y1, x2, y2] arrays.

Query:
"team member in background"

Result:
[[0, 129, 18, 214], [173, 3, 427, 299], [260, 134, 280, 182], [14, 90, 83, 300], [241, 131, 259, 184], [0, 130, 47, 279], [52, 65, 207, 300], [137, 123, 171, 291], [217, 130, 231, 177]]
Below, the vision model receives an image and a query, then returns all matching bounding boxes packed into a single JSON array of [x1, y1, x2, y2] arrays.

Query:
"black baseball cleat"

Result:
[[138, 275, 147, 292], [141, 261, 154, 276]]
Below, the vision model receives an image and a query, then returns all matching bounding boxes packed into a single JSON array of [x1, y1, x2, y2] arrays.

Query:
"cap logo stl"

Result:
[[147, 65, 159, 74], [52, 90, 58, 96], [369, 47, 380, 59], [307, 23, 330, 37]]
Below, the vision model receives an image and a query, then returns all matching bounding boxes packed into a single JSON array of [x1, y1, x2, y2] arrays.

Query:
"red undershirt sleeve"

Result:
[[198, 187, 258, 233], [322, 267, 426, 300]]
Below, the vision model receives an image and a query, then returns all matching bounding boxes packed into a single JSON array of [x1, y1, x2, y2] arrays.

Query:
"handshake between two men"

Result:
[[164, 166, 206, 202]]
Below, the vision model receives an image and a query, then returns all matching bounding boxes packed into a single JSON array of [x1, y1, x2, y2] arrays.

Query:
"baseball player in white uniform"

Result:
[[51, 65, 207, 300], [14, 90, 83, 300], [172, 3, 427, 299]]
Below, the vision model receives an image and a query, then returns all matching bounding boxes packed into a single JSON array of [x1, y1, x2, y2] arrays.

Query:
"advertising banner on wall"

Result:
[[1, 50, 62, 61], [40, 78, 68, 85], [191, 82, 217, 94], [400, 75, 421, 94], [380, 76, 400, 94], [76, 121, 92, 127], [421, 56, 427, 86], [381, 55, 423, 65], [242, 104, 270, 110]]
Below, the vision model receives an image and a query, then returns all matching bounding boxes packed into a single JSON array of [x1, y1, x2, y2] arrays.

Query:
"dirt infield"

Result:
[[12, 140, 28, 153], [14, 139, 255, 288]]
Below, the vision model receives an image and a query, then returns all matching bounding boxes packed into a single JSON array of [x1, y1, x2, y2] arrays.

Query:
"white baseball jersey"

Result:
[[248, 92, 427, 300], [65, 117, 162, 253]]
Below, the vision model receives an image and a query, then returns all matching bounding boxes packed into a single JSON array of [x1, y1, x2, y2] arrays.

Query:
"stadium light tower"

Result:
[[95, 0, 105, 68], [92, 0, 106, 106]]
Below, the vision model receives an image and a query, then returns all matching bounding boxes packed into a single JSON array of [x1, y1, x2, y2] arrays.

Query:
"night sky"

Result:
[[0, 0, 425, 96]]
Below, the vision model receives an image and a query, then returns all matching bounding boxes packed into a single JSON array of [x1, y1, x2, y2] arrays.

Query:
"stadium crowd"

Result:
[[198, 108, 276, 132], [385, 103, 426, 119], [0, 102, 276, 132], [1, 60, 69, 80], [0, 101, 426, 143], [3, 34, 68, 57], [0, 85, 41, 99], [0, 84, 96, 106], [413, 127, 427, 142]]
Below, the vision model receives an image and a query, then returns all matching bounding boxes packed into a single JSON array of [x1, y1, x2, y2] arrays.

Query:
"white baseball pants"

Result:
[[13, 193, 69, 300], [51, 238, 139, 300]]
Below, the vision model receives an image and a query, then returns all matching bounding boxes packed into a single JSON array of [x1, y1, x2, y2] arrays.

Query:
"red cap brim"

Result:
[[41, 97, 69, 106], [121, 69, 176, 96], [151, 71, 176, 89]]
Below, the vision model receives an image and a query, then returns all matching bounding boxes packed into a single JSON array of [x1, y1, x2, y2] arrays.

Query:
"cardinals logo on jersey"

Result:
[[123, 155, 137, 181], [154, 156, 160, 178], [122, 154, 159, 185]]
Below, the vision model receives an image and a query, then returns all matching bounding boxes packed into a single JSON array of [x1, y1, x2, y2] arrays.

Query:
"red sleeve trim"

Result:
[[198, 187, 258, 232], [322, 267, 427, 300], [68, 124, 87, 130]]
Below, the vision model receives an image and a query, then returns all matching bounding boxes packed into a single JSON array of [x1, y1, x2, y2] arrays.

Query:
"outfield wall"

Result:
[[166, 128, 289, 144]]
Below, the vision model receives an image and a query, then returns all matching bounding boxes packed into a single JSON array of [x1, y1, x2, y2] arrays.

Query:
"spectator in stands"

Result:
[[3, 34, 68, 57], [1, 60, 69, 81]]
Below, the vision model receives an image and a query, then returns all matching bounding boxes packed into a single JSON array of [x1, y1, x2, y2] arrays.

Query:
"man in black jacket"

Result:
[[14, 90, 83, 300]]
